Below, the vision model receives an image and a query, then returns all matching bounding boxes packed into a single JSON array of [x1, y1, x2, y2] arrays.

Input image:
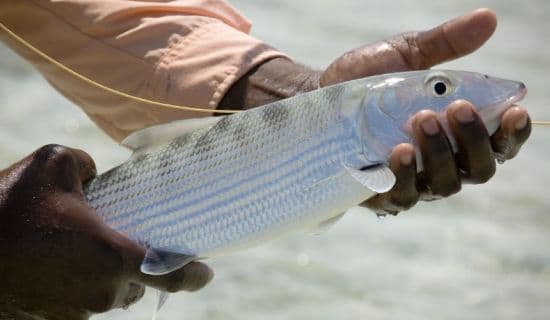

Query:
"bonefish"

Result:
[[84, 70, 526, 281]]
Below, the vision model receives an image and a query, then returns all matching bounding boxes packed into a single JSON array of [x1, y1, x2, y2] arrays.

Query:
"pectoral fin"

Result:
[[309, 212, 346, 235], [143, 248, 195, 320], [345, 164, 395, 193], [141, 248, 196, 276]]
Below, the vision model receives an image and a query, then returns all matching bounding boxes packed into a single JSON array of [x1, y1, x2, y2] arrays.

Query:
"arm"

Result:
[[0, 145, 212, 319], [219, 9, 531, 215], [0, 3, 531, 215], [0, 0, 287, 141]]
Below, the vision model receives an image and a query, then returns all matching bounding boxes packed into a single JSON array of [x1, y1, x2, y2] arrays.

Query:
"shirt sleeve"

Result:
[[0, 0, 288, 142]]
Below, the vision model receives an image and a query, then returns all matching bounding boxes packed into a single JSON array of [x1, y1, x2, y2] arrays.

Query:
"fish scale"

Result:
[[84, 70, 526, 274], [155, 136, 350, 250], [84, 83, 368, 258], [165, 129, 350, 251]]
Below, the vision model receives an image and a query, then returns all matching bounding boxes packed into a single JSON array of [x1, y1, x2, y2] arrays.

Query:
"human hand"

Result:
[[220, 8, 531, 216], [318, 8, 531, 215], [0, 145, 212, 319]]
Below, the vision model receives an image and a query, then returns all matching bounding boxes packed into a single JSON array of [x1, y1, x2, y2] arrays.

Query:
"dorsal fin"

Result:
[[121, 116, 223, 152]]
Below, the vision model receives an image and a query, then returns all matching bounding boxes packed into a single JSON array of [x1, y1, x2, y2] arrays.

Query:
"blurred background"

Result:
[[1, 1, 549, 319]]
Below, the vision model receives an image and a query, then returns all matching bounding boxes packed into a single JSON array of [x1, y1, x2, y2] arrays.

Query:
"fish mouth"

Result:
[[507, 82, 528, 105], [480, 82, 527, 135], [487, 81, 527, 111]]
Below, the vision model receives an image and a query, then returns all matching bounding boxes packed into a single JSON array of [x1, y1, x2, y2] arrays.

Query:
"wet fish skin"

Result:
[[83, 70, 526, 275]]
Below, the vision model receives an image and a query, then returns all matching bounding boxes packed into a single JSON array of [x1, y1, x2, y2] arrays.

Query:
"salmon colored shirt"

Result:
[[0, 0, 287, 142]]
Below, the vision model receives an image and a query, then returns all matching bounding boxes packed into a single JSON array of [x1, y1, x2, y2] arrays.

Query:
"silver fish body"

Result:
[[84, 70, 526, 274]]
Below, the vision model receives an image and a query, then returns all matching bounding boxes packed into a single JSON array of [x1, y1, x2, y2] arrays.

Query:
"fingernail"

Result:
[[421, 117, 439, 135], [515, 113, 528, 130], [400, 152, 413, 166], [454, 106, 474, 123]]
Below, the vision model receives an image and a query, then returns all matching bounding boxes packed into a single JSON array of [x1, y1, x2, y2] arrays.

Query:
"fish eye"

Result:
[[433, 81, 447, 95], [424, 73, 454, 97]]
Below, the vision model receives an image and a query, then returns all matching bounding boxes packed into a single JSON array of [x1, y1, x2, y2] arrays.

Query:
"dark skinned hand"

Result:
[[0, 145, 212, 320], [318, 8, 531, 215], [221, 8, 531, 216]]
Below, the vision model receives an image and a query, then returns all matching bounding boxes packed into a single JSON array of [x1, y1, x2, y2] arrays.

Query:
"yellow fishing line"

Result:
[[1, 21, 549, 125], [0, 22, 240, 115]]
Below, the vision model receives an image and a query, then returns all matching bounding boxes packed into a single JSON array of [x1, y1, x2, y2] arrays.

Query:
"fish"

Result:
[[0, 21, 532, 316], [83, 69, 525, 281]]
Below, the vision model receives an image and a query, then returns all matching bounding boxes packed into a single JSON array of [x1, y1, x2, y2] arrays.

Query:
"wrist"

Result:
[[218, 57, 321, 110]]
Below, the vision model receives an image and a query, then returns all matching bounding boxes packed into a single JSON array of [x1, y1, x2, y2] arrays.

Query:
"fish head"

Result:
[[354, 70, 526, 164], [377, 70, 527, 135]]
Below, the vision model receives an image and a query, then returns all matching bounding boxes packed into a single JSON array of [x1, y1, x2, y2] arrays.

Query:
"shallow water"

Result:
[[1, 1, 549, 319]]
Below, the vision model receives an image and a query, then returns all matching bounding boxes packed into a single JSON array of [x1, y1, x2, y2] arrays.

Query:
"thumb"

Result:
[[321, 8, 497, 86]]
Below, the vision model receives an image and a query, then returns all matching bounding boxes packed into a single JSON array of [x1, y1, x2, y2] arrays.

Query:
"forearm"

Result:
[[219, 57, 322, 110], [0, 0, 286, 141]]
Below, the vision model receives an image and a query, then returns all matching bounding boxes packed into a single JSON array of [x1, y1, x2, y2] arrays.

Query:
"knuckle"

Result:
[[33, 144, 75, 168], [392, 31, 428, 70], [402, 32, 420, 51], [433, 180, 462, 197], [35, 143, 69, 158]]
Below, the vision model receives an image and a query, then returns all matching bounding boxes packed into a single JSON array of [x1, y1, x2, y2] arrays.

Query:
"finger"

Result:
[[413, 111, 461, 198], [409, 8, 497, 69], [31, 144, 96, 192], [321, 8, 497, 85], [386, 144, 420, 209], [363, 144, 419, 214], [113, 231, 214, 293], [446, 101, 495, 184], [491, 106, 531, 161], [137, 261, 214, 293]]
